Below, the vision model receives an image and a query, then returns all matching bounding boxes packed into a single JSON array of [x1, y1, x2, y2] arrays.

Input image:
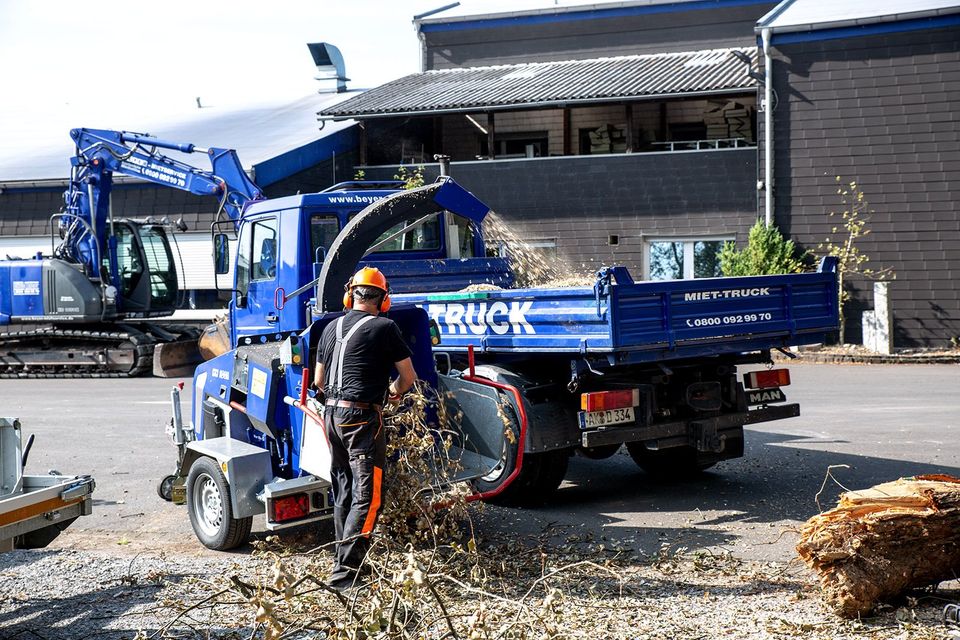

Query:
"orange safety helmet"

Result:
[[343, 266, 391, 312]]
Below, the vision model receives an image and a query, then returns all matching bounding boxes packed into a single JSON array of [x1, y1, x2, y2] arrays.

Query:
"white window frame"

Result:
[[642, 236, 733, 281], [489, 238, 557, 257]]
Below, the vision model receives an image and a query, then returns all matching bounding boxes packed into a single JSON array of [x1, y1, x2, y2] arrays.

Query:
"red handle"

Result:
[[299, 367, 310, 405]]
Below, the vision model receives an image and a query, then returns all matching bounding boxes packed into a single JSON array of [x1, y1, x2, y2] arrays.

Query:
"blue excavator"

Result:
[[0, 128, 262, 377]]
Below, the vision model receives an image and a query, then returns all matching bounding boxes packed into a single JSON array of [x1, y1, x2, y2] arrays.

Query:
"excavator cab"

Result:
[[112, 221, 179, 316]]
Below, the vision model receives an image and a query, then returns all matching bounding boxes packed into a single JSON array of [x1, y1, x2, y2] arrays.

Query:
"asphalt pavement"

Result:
[[3, 362, 958, 561]]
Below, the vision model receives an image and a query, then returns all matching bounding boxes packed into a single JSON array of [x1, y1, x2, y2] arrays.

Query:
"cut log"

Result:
[[796, 474, 960, 617]]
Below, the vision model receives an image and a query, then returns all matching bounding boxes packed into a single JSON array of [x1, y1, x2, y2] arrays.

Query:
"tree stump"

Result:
[[796, 474, 960, 616]]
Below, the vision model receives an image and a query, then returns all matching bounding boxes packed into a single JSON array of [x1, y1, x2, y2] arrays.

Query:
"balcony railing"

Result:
[[649, 138, 755, 152]]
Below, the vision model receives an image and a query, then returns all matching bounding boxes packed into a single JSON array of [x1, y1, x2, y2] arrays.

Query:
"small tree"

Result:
[[719, 219, 806, 277], [817, 177, 894, 344]]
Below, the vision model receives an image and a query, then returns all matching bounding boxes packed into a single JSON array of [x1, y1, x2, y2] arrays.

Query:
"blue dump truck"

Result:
[[394, 259, 837, 503], [163, 176, 838, 550]]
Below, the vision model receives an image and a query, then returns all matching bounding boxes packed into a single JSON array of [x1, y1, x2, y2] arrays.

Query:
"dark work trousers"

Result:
[[323, 405, 386, 581]]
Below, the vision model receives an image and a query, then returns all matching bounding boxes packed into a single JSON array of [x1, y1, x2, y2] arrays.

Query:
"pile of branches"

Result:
[[157, 382, 624, 639]]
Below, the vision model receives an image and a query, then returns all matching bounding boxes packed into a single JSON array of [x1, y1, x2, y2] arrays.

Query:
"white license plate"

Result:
[[580, 407, 635, 429]]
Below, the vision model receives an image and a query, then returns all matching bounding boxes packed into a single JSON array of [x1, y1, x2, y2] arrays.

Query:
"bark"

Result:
[[796, 474, 960, 617]]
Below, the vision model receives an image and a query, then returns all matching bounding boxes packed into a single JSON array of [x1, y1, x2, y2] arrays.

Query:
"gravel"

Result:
[[1, 532, 955, 639]]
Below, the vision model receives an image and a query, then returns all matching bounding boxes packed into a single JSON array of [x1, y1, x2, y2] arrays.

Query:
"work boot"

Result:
[[327, 571, 367, 592]]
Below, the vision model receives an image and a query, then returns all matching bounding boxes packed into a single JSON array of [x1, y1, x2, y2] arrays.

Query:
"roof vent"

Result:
[[308, 42, 349, 93]]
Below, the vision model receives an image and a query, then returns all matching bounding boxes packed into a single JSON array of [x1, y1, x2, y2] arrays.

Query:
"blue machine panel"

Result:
[[1, 262, 44, 319]]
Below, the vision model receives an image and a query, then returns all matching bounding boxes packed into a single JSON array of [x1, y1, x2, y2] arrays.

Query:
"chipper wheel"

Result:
[[186, 457, 252, 551], [471, 411, 569, 506]]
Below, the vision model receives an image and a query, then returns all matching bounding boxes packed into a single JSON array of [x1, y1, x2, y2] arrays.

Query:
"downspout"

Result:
[[762, 27, 774, 227]]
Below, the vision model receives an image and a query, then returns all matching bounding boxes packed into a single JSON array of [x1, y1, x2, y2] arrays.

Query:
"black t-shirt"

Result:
[[317, 310, 413, 403]]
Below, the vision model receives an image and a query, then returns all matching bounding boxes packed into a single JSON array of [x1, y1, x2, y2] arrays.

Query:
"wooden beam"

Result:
[[433, 116, 443, 159], [359, 122, 367, 167], [659, 102, 668, 141]]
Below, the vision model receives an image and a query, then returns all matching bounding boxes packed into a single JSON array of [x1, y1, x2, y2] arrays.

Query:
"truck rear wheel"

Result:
[[625, 443, 716, 479], [186, 457, 252, 550]]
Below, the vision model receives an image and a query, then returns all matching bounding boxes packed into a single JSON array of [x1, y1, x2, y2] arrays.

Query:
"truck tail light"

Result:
[[744, 369, 791, 390], [271, 493, 310, 523], [581, 389, 640, 412]]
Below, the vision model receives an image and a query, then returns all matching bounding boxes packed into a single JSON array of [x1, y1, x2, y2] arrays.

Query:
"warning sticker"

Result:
[[250, 368, 268, 399]]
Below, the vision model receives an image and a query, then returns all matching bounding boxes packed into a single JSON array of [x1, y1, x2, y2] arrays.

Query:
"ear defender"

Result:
[[343, 267, 390, 312]]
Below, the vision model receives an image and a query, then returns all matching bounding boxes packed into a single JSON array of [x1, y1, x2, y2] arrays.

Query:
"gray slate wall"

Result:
[[421, 3, 777, 69], [769, 26, 960, 347], [364, 148, 758, 276]]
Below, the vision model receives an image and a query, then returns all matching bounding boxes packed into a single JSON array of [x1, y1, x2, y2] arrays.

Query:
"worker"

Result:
[[312, 266, 416, 590]]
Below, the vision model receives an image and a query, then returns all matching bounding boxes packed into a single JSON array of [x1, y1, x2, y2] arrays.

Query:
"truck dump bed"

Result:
[[392, 259, 838, 364]]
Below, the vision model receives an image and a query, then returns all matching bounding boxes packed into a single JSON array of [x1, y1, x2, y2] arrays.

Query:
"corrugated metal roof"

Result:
[[416, 0, 702, 23], [0, 92, 358, 184], [757, 0, 960, 33], [319, 47, 757, 120]]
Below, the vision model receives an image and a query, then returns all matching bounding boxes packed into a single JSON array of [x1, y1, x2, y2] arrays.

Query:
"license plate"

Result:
[[579, 406, 635, 429], [747, 388, 786, 405]]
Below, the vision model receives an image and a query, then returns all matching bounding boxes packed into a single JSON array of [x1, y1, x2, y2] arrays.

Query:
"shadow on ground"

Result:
[[476, 429, 960, 559]]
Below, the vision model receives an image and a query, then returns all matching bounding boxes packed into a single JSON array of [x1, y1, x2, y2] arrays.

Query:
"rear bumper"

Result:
[[581, 403, 800, 450]]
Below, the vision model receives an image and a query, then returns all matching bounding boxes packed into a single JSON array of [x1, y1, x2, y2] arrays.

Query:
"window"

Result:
[[479, 131, 549, 158], [138, 226, 177, 308], [579, 124, 627, 155], [487, 238, 557, 258], [251, 218, 278, 280], [310, 215, 340, 262], [645, 238, 730, 281], [448, 213, 477, 258], [368, 216, 441, 253], [236, 217, 278, 295], [114, 224, 144, 298]]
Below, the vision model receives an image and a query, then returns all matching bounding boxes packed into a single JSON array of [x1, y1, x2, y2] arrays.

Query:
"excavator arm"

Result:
[[60, 127, 263, 288]]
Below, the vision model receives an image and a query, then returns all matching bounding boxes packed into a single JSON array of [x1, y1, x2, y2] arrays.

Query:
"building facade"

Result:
[[322, 0, 779, 286], [758, 1, 960, 346], [322, 0, 959, 348]]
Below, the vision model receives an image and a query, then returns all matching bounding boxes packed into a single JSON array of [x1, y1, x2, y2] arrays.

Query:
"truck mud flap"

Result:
[[438, 375, 513, 486]]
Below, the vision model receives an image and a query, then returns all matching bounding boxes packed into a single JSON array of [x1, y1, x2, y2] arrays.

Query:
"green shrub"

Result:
[[719, 220, 806, 277]]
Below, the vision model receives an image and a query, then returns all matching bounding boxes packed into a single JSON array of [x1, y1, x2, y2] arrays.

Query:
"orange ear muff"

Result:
[[343, 290, 353, 309], [378, 278, 391, 312]]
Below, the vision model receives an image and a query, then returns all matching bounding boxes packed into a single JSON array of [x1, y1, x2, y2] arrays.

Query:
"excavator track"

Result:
[[0, 325, 158, 378]]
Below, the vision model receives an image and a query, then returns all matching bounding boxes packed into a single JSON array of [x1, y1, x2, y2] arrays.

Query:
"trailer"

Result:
[[0, 417, 95, 551]]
